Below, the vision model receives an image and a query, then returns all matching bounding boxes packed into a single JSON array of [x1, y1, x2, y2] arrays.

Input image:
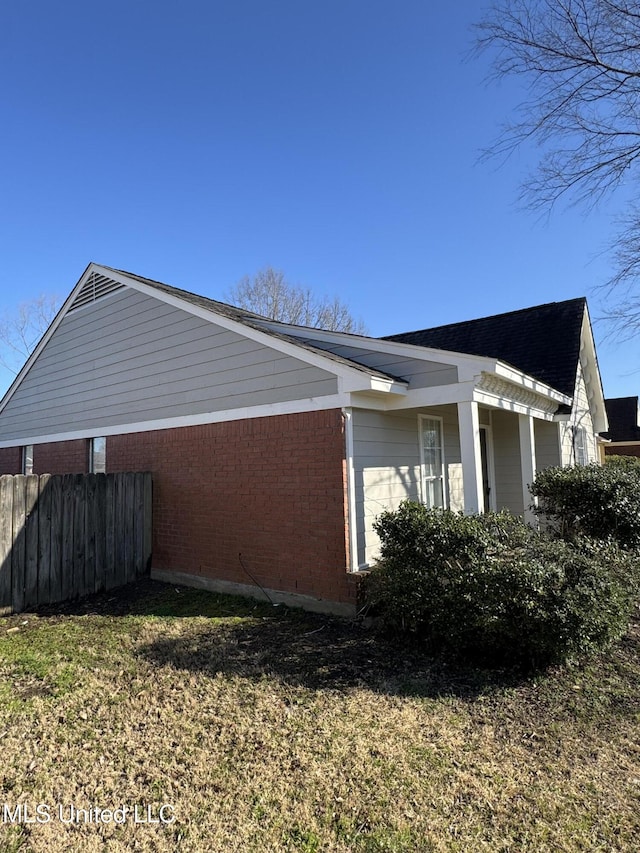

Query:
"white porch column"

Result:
[[457, 401, 484, 514], [518, 414, 538, 525]]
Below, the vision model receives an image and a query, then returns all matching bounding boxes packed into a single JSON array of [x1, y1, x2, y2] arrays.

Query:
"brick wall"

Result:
[[106, 409, 353, 605], [0, 446, 22, 474], [0, 441, 89, 475], [34, 440, 89, 474], [0, 410, 354, 606]]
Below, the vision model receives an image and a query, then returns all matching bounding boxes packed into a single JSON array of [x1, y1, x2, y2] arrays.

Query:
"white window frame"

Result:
[[22, 444, 34, 475], [418, 414, 447, 509], [89, 437, 106, 473], [574, 426, 588, 466]]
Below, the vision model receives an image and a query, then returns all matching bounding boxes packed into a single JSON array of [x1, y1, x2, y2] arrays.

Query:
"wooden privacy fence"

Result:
[[0, 472, 152, 615]]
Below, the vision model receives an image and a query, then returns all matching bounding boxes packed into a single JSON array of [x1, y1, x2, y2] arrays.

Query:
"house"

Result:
[[601, 396, 640, 458], [0, 264, 607, 614]]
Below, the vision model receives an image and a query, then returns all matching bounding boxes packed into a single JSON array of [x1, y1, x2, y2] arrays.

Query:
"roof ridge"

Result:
[[100, 264, 272, 322]]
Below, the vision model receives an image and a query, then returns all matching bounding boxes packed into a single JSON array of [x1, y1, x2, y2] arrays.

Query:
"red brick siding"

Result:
[[0, 446, 22, 474], [106, 409, 353, 604], [33, 440, 89, 474]]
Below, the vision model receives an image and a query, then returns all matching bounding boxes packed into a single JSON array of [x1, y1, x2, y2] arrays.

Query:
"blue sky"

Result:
[[0, 0, 635, 397]]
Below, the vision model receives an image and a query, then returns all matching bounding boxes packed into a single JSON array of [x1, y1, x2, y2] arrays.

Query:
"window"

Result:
[[419, 416, 446, 508], [89, 437, 106, 473], [22, 445, 33, 475], [574, 426, 588, 466]]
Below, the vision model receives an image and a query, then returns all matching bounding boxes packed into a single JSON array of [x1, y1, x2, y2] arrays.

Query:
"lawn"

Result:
[[0, 579, 639, 852]]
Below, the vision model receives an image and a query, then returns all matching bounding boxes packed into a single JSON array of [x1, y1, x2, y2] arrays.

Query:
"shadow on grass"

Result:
[[136, 612, 529, 699], [31, 578, 640, 707]]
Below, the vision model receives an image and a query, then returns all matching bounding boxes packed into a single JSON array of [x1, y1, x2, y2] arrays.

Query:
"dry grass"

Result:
[[1, 579, 639, 852]]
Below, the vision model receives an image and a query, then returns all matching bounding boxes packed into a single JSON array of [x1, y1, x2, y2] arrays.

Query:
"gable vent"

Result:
[[68, 272, 125, 312]]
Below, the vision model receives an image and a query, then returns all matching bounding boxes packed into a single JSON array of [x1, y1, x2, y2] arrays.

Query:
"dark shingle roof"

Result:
[[602, 397, 640, 442], [383, 297, 586, 397]]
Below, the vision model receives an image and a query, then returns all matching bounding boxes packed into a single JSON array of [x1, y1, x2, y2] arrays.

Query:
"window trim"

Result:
[[574, 425, 588, 466], [418, 414, 447, 509], [22, 444, 34, 475], [89, 436, 106, 474]]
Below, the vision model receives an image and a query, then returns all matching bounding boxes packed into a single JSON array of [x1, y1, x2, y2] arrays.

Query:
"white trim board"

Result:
[[0, 394, 352, 448]]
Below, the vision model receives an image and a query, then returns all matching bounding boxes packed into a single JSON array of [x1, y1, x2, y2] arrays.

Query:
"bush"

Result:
[[604, 454, 640, 470], [365, 501, 638, 669], [530, 464, 640, 549]]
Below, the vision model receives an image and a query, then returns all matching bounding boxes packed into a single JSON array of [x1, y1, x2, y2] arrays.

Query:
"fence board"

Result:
[[134, 474, 144, 577], [93, 474, 106, 594], [0, 472, 152, 615], [60, 475, 75, 603], [11, 476, 26, 614], [143, 473, 152, 576], [73, 474, 87, 598], [49, 476, 63, 603], [114, 474, 126, 589], [0, 476, 13, 615], [124, 472, 136, 584], [24, 475, 40, 609], [37, 474, 52, 606], [85, 475, 97, 595], [105, 474, 116, 591]]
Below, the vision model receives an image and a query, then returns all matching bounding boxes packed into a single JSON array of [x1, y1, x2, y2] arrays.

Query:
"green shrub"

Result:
[[604, 454, 640, 470], [364, 501, 638, 669], [530, 464, 640, 549]]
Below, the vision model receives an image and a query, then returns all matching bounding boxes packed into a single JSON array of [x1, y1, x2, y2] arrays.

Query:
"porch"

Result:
[[347, 402, 567, 569]]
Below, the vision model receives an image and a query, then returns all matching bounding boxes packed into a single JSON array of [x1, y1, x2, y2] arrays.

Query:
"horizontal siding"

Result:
[[535, 420, 561, 471], [492, 410, 524, 514], [352, 404, 461, 566], [0, 288, 339, 441], [291, 338, 458, 388], [561, 362, 598, 465], [352, 409, 421, 566]]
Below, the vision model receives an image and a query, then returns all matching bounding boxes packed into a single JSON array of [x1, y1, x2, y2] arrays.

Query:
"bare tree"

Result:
[[475, 0, 640, 335], [0, 294, 60, 374], [226, 267, 367, 333]]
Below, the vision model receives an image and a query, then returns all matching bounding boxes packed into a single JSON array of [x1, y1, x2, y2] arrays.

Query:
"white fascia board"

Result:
[[355, 371, 563, 420], [472, 389, 557, 421], [492, 362, 572, 406], [580, 306, 608, 434], [339, 374, 408, 395], [0, 262, 96, 415], [381, 380, 478, 410], [0, 392, 353, 449], [102, 267, 403, 396]]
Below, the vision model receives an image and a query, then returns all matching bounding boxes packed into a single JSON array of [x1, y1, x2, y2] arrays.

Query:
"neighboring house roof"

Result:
[[601, 396, 640, 442], [383, 297, 587, 399]]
